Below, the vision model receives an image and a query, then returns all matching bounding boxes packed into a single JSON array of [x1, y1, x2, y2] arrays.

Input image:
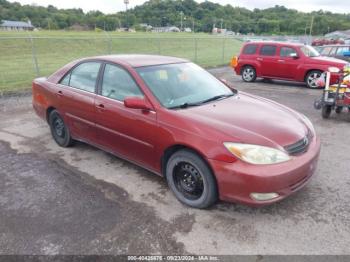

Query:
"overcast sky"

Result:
[[8, 0, 350, 14]]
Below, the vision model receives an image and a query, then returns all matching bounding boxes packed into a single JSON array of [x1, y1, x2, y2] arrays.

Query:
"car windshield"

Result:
[[300, 45, 320, 57], [136, 62, 235, 109]]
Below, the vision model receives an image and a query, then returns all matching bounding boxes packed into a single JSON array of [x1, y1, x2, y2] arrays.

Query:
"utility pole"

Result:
[[220, 18, 223, 31], [124, 0, 129, 29], [309, 16, 314, 37]]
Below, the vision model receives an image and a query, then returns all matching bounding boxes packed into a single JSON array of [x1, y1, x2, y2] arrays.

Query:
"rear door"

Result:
[[94, 63, 158, 169], [258, 44, 279, 77], [57, 61, 101, 143]]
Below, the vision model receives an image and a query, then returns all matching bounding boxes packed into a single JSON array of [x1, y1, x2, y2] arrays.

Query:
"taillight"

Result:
[[230, 56, 238, 68]]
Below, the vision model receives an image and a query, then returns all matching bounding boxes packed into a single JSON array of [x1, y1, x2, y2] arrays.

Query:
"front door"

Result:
[[95, 63, 158, 169], [277, 46, 301, 79]]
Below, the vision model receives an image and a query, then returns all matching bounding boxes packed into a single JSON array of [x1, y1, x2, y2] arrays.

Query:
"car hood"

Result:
[[177, 93, 308, 149], [309, 56, 347, 66]]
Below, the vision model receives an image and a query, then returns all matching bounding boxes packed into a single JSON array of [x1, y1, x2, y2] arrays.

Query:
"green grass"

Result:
[[0, 31, 242, 94]]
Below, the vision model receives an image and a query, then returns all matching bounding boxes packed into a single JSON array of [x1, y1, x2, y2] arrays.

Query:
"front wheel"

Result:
[[306, 70, 322, 89], [49, 110, 74, 147], [241, 66, 257, 82], [322, 105, 332, 119], [165, 150, 218, 209]]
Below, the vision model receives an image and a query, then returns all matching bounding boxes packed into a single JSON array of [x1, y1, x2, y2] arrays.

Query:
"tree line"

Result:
[[1, 0, 350, 35]]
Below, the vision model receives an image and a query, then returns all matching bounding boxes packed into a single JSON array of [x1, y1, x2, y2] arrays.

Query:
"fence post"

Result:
[[221, 37, 226, 65], [28, 34, 40, 77], [194, 38, 198, 63], [104, 31, 112, 54], [158, 38, 161, 55]]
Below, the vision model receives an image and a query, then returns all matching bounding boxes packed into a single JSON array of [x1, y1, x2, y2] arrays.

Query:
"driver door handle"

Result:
[[257, 57, 263, 61], [96, 103, 105, 111]]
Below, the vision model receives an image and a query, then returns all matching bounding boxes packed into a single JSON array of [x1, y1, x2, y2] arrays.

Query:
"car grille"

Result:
[[284, 131, 313, 156]]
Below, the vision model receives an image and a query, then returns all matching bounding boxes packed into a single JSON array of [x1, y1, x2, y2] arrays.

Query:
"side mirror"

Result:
[[290, 53, 299, 59], [124, 97, 152, 111]]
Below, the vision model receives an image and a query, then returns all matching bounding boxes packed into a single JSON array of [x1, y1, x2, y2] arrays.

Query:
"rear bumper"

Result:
[[209, 136, 321, 207], [234, 65, 241, 75]]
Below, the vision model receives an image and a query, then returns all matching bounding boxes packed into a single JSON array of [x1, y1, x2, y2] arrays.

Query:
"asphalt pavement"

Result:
[[0, 67, 349, 256]]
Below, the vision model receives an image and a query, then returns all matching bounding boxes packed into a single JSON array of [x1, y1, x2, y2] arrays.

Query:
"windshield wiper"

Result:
[[168, 93, 235, 110], [198, 93, 235, 105], [168, 102, 201, 110]]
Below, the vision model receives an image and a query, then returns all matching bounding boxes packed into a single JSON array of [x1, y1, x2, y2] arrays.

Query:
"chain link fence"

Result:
[[0, 35, 243, 94]]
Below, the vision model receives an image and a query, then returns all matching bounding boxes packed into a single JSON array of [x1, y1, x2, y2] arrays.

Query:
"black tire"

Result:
[[335, 106, 343, 114], [49, 110, 74, 147], [165, 149, 218, 209], [322, 105, 332, 119], [305, 70, 323, 89], [241, 66, 257, 82]]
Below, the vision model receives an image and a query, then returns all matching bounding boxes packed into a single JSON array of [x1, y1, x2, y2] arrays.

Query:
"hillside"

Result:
[[0, 0, 350, 34]]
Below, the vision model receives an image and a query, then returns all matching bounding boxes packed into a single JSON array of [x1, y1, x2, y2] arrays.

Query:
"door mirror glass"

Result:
[[124, 97, 152, 111], [290, 53, 299, 59]]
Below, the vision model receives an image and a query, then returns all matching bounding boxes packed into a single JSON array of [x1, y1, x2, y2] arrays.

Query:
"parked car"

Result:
[[312, 38, 344, 46], [316, 45, 350, 62], [233, 41, 347, 88], [33, 55, 321, 208]]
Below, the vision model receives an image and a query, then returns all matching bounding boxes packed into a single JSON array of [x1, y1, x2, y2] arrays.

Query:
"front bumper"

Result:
[[208, 136, 321, 207]]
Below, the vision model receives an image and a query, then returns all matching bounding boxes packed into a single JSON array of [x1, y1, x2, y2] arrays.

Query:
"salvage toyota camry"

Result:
[[32, 55, 321, 208]]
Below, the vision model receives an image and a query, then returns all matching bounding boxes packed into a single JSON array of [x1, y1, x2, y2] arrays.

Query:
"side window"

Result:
[[101, 64, 143, 101], [280, 47, 297, 57], [329, 47, 337, 56], [260, 45, 277, 56], [243, 44, 258, 55], [336, 47, 349, 55], [320, 47, 332, 55], [69, 62, 101, 93], [60, 73, 70, 86]]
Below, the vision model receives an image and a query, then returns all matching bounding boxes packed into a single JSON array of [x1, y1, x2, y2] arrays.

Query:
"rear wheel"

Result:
[[241, 66, 257, 82], [322, 105, 332, 119], [306, 70, 322, 89], [165, 150, 218, 209], [49, 110, 74, 147]]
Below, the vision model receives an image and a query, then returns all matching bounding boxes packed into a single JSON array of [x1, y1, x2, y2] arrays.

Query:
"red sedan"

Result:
[[32, 55, 321, 208]]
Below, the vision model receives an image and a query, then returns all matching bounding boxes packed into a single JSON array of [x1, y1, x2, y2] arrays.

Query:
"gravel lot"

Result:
[[0, 67, 349, 256]]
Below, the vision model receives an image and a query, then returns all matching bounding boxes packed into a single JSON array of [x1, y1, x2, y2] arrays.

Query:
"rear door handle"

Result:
[[57, 90, 63, 97], [257, 58, 263, 61], [278, 59, 285, 63]]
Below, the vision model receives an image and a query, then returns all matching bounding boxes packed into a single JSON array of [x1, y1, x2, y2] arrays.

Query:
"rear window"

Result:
[[260, 45, 277, 56], [243, 44, 258, 55]]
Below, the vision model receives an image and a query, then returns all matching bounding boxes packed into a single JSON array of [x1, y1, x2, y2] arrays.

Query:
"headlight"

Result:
[[328, 67, 340, 73], [223, 142, 290, 165]]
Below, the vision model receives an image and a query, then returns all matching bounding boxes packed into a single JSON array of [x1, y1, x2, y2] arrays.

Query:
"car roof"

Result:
[[244, 41, 305, 47], [318, 44, 350, 47], [81, 54, 189, 68]]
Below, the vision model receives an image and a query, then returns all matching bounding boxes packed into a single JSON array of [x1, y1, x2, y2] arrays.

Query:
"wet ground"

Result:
[[0, 67, 349, 255]]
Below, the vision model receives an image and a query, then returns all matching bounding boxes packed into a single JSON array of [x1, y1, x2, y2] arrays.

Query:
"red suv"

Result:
[[233, 41, 347, 88]]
